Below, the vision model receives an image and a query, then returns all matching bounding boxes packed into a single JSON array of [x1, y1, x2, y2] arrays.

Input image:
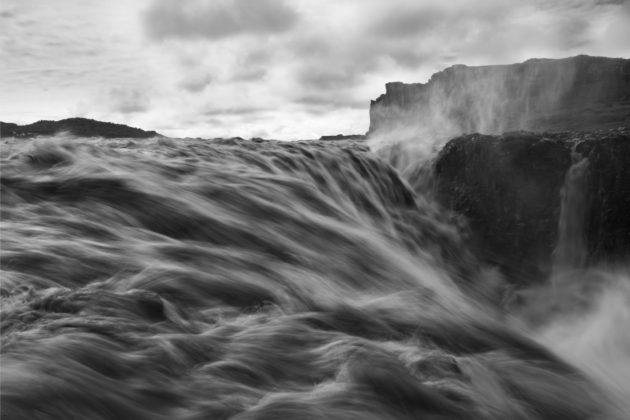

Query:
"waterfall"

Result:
[[552, 144, 590, 272], [2, 135, 625, 419]]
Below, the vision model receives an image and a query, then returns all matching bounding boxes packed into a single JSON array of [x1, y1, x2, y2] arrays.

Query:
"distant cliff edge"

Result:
[[0, 118, 162, 139], [369, 55, 630, 137]]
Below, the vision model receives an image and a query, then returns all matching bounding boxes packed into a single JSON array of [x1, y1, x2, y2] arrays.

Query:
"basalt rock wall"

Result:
[[433, 128, 630, 283]]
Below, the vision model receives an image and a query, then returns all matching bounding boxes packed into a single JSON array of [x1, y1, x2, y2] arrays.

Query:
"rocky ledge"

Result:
[[433, 127, 630, 283]]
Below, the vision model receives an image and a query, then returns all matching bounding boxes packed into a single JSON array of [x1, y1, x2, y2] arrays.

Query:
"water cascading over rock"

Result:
[[431, 129, 630, 283], [552, 146, 590, 273], [2, 135, 627, 419]]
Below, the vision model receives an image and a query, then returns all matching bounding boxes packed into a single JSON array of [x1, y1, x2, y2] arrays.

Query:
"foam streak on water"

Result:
[[0, 136, 625, 419], [552, 145, 590, 272]]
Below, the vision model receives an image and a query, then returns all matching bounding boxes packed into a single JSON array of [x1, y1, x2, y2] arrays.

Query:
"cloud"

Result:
[[108, 88, 150, 114], [297, 67, 360, 90], [369, 7, 441, 38], [367, 0, 511, 37], [594, 0, 627, 5], [295, 94, 367, 110], [231, 49, 270, 81], [232, 68, 267, 82], [179, 72, 213, 92], [203, 105, 267, 116], [144, 0, 298, 40], [556, 17, 592, 49]]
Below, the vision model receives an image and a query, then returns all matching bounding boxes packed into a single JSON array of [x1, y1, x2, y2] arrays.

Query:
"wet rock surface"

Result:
[[433, 128, 630, 282]]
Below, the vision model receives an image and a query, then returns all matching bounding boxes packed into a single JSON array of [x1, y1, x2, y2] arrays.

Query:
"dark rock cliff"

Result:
[[0, 118, 161, 139], [433, 128, 630, 283], [369, 55, 630, 137]]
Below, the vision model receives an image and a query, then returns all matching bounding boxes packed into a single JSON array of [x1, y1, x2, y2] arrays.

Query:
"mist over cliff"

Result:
[[369, 55, 630, 140], [366, 55, 630, 282]]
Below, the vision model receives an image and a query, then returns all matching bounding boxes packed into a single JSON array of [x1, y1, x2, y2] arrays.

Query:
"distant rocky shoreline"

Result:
[[0, 118, 162, 139]]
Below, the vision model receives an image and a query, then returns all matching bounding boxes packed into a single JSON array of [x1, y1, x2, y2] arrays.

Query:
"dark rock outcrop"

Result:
[[369, 55, 630, 138], [434, 128, 630, 283], [0, 118, 162, 138]]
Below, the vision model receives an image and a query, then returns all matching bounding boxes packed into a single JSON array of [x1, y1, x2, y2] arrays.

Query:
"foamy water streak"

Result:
[[0, 136, 624, 419], [552, 145, 590, 272]]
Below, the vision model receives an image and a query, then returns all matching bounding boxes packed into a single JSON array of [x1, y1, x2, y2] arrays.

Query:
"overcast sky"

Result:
[[1, 0, 629, 139]]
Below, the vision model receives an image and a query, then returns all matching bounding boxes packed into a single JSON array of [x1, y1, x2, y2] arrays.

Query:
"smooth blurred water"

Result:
[[552, 146, 590, 272], [1, 136, 627, 419]]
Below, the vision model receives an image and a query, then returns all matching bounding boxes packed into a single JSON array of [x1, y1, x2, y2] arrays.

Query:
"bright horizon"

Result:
[[2, 0, 629, 140]]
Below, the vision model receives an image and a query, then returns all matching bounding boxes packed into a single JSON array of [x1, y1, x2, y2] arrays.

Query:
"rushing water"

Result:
[[552, 145, 590, 272], [0, 136, 627, 419]]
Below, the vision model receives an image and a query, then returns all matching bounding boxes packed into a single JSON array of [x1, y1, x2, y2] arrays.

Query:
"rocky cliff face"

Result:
[[433, 128, 630, 283], [369, 55, 630, 137]]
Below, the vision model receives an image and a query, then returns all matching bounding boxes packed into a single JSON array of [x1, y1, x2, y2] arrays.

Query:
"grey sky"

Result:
[[1, 0, 628, 139]]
